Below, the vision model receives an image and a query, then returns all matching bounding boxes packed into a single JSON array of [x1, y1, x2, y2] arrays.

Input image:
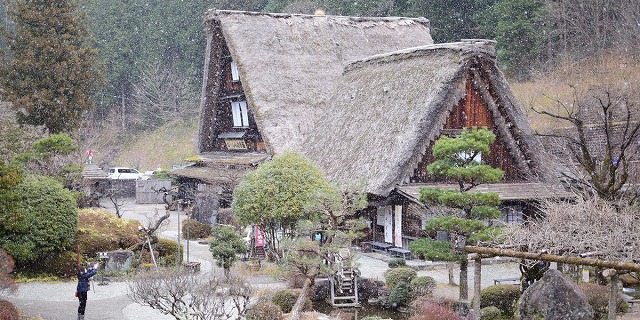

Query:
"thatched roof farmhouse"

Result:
[[178, 10, 570, 249]]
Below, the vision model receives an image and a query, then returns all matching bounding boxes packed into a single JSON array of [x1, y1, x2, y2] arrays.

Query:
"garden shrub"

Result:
[[579, 283, 628, 319], [181, 219, 211, 240], [272, 290, 298, 313], [0, 175, 77, 269], [50, 251, 81, 278], [410, 276, 436, 297], [0, 299, 19, 320], [155, 238, 182, 267], [271, 289, 311, 313], [387, 281, 411, 307], [388, 258, 406, 268], [385, 267, 417, 289], [286, 272, 307, 289], [480, 284, 521, 317], [245, 300, 283, 320], [409, 297, 460, 320], [76, 208, 142, 256], [480, 306, 502, 320]]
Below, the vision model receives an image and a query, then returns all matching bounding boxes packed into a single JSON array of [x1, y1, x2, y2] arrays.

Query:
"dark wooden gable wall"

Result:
[[411, 74, 524, 182], [200, 21, 265, 153]]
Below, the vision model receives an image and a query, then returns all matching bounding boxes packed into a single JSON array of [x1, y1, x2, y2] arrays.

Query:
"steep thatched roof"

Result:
[[303, 40, 548, 196], [201, 10, 433, 154]]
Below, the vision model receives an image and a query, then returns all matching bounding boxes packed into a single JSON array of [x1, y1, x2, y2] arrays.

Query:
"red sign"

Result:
[[255, 226, 265, 247]]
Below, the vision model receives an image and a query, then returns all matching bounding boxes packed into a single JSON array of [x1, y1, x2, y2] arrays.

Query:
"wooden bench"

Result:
[[388, 247, 412, 260], [371, 241, 393, 253], [493, 277, 520, 285]]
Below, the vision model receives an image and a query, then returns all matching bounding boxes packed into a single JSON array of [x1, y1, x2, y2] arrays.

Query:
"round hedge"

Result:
[[272, 290, 297, 313], [182, 219, 211, 240], [479, 284, 521, 317], [410, 276, 436, 297], [385, 267, 417, 289], [480, 306, 502, 320], [0, 175, 77, 268], [76, 208, 142, 257], [245, 300, 283, 320], [388, 258, 407, 268]]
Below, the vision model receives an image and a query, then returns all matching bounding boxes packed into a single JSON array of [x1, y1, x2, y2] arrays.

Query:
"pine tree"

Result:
[[419, 127, 504, 301], [0, 0, 101, 134]]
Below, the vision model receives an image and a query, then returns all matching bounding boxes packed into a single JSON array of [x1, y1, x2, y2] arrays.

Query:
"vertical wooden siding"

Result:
[[411, 75, 522, 182]]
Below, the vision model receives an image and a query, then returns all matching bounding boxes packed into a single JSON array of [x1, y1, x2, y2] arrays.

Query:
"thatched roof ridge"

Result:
[[201, 10, 433, 154], [303, 41, 547, 196], [206, 9, 430, 25]]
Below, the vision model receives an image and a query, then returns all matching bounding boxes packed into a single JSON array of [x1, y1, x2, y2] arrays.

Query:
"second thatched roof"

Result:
[[303, 40, 548, 196]]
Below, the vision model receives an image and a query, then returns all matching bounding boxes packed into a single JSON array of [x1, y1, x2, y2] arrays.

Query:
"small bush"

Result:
[[387, 281, 411, 307], [272, 290, 298, 313], [480, 306, 502, 320], [155, 238, 182, 267], [49, 251, 80, 278], [76, 208, 142, 256], [246, 300, 283, 320], [410, 276, 436, 297], [579, 283, 629, 319], [409, 297, 460, 320], [0, 299, 19, 320], [385, 267, 417, 289], [479, 284, 521, 317], [271, 289, 311, 313], [182, 219, 211, 240], [388, 258, 407, 268], [286, 272, 307, 289]]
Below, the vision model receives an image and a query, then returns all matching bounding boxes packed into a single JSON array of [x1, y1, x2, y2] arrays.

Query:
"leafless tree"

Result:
[[500, 197, 640, 262], [130, 63, 198, 132], [128, 268, 252, 320], [533, 86, 640, 202]]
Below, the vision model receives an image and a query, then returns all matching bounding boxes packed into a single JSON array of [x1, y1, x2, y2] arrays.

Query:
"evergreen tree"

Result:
[[0, 0, 101, 134], [419, 127, 503, 301]]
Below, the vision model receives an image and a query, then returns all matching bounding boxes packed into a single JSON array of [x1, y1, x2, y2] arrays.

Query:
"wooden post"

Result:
[[473, 256, 482, 320], [604, 269, 618, 320]]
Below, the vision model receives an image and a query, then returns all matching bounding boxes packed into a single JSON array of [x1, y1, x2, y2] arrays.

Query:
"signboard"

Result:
[[394, 205, 402, 247], [225, 139, 247, 150], [255, 226, 265, 247]]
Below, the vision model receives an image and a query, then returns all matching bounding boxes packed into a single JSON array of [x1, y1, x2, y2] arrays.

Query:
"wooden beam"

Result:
[[464, 246, 640, 272]]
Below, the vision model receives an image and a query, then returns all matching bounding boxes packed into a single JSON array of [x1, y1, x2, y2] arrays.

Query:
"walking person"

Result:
[[76, 263, 99, 320]]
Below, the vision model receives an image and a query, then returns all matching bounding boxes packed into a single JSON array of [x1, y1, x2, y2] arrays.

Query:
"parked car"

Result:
[[107, 167, 146, 180]]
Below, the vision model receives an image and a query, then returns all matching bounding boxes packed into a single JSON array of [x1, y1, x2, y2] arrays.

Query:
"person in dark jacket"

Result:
[[76, 263, 99, 320]]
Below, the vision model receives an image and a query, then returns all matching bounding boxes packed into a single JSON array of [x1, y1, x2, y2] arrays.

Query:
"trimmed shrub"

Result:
[[271, 289, 311, 313], [272, 290, 298, 313], [579, 283, 629, 319], [410, 276, 436, 297], [76, 208, 142, 257], [0, 299, 19, 320], [182, 219, 211, 240], [0, 175, 77, 269], [385, 267, 417, 289], [246, 300, 283, 320], [479, 284, 521, 317], [388, 258, 407, 268], [388, 281, 411, 307], [409, 297, 461, 320], [50, 251, 81, 278], [480, 306, 502, 320], [155, 238, 182, 267]]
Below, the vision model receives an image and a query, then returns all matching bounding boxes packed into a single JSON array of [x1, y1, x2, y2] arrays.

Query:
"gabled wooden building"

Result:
[[176, 10, 434, 193], [303, 40, 571, 248], [180, 10, 570, 250]]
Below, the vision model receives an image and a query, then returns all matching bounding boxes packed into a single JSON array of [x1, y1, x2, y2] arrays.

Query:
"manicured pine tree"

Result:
[[419, 127, 504, 301], [0, 0, 101, 134]]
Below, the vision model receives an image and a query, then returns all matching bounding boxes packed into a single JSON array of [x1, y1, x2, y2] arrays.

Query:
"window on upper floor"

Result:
[[231, 101, 249, 128], [230, 61, 240, 82]]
